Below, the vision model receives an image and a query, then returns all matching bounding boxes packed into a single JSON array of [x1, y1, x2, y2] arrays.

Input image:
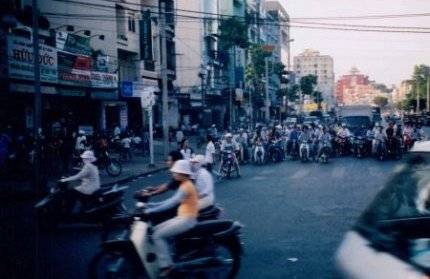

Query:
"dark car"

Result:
[[337, 141, 430, 278]]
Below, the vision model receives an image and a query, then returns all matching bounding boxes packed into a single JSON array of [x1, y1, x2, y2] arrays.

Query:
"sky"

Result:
[[284, 0, 430, 86]]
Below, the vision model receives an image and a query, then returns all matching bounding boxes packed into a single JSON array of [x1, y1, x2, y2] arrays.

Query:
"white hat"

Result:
[[190, 154, 205, 165], [170, 159, 193, 175], [80, 150, 96, 162], [79, 130, 85, 135], [225, 133, 233, 138]]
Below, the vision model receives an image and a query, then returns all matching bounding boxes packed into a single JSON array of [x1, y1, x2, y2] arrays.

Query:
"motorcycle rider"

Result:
[[75, 130, 87, 155], [385, 122, 397, 155], [353, 124, 367, 155], [317, 126, 332, 159], [287, 125, 300, 154], [135, 150, 184, 198], [373, 124, 387, 154], [60, 150, 100, 210], [179, 139, 194, 160], [144, 159, 198, 277], [299, 125, 312, 159], [219, 133, 241, 176], [336, 123, 351, 154], [190, 155, 215, 210], [204, 135, 216, 172], [414, 123, 426, 141], [365, 125, 375, 155]]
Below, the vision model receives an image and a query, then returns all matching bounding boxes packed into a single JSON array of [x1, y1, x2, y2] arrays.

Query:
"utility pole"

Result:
[[427, 75, 430, 112], [32, 0, 42, 191], [264, 57, 270, 122], [160, 1, 169, 157], [416, 79, 420, 113]]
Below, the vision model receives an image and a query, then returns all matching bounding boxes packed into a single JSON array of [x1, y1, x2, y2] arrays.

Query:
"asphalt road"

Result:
[[3, 155, 400, 279]]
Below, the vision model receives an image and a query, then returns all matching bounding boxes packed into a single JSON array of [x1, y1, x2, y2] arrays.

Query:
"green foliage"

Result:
[[277, 84, 299, 102], [373, 96, 388, 108], [300, 75, 317, 96], [218, 17, 249, 50], [313, 91, 323, 110]]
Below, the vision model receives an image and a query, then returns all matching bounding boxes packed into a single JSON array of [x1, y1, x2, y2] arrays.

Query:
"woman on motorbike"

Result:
[[144, 159, 198, 277], [60, 150, 100, 209]]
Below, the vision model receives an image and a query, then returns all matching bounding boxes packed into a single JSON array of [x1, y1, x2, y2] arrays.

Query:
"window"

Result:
[[128, 15, 136, 32]]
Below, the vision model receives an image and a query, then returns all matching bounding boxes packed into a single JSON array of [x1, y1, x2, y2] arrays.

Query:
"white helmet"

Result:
[[190, 154, 205, 165], [225, 133, 233, 138], [80, 150, 96, 162], [170, 159, 193, 175]]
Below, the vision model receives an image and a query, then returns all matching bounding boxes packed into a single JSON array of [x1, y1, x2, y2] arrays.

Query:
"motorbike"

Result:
[[386, 137, 402, 160], [96, 150, 122, 177], [403, 134, 414, 151], [336, 136, 350, 157], [267, 139, 284, 163], [375, 139, 388, 161], [288, 139, 300, 160], [353, 136, 367, 158], [218, 150, 240, 180], [319, 140, 331, 164], [88, 202, 243, 279], [300, 140, 312, 163], [253, 141, 265, 165], [35, 181, 128, 230]]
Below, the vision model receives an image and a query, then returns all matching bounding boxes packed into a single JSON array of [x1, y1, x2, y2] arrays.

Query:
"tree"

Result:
[[218, 17, 249, 51], [300, 75, 317, 96], [313, 90, 323, 110], [277, 84, 299, 115], [373, 96, 388, 108], [402, 64, 430, 111]]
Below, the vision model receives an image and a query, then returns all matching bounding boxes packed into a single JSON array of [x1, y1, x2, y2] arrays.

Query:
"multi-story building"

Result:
[[293, 49, 335, 109], [1, 0, 175, 133], [175, 0, 224, 127], [337, 67, 392, 106]]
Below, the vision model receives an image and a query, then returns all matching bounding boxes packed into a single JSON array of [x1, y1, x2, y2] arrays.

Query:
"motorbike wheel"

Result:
[[106, 159, 122, 177], [191, 241, 241, 279], [88, 250, 141, 279]]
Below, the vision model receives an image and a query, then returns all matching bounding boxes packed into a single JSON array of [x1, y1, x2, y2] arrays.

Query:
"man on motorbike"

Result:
[[385, 122, 398, 155], [317, 127, 332, 159], [337, 123, 351, 138], [219, 133, 241, 176], [287, 125, 300, 154], [60, 150, 100, 211], [144, 159, 199, 277], [299, 125, 312, 159], [414, 124, 426, 141], [190, 155, 215, 210], [365, 125, 375, 155], [373, 124, 387, 154]]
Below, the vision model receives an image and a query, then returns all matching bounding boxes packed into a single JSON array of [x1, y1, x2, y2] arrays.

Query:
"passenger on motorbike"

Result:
[[60, 150, 100, 211], [287, 125, 300, 154], [144, 160, 199, 277], [219, 133, 241, 176], [373, 125, 387, 154], [190, 155, 215, 210], [337, 123, 351, 138], [385, 122, 398, 154], [366, 125, 375, 154], [414, 124, 426, 141]]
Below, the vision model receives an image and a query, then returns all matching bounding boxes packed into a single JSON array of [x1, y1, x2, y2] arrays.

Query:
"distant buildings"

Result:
[[392, 80, 413, 104], [293, 49, 335, 109], [336, 67, 392, 106]]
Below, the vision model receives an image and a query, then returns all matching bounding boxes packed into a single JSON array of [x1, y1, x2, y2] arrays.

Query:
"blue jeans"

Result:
[[152, 216, 197, 268]]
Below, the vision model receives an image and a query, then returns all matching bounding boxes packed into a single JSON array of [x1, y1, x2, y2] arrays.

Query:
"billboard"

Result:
[[57, 50, 91, 86], [7, 35, 58, 83]]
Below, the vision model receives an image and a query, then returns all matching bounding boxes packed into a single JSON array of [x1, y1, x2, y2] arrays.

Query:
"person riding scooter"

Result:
[[219, 133, 241, 176], [144, 159, 198, 277], [317, 127, 332, 159], [190, 155, 215, 210], [60, 150, 100, 210], [299, 125, 312, 159]]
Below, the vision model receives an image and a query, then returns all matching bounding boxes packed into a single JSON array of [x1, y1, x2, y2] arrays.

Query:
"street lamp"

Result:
[[73, 29, 91, 36], [90, 34, 105, 40]]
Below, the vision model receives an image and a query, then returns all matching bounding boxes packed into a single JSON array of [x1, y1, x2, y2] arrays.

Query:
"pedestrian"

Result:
[[179, 139, 194, 160], [75, 130, 87, 155], [205, 135, 216, 172], [176, 129, 184, 148], [120, 133, 132, 161]]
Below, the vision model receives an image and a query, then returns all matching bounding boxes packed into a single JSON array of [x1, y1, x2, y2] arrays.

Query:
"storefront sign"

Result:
[[63, 33, 92, 56], [58, 50, 91, 86], [56, 31, 68, 50], [7, 35, 58, 83], [9, 82, 57, 94], [121, 79, 159, 97], [91, 71, 118, 88]]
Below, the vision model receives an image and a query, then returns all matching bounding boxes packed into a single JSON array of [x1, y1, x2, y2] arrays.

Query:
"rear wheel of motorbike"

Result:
[[196, 241, 241, 279], [88, 250, 141, 279], [106, 159, 122, 177]]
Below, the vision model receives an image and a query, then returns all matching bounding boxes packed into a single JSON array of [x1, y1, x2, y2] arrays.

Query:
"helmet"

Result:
[[225, 133, 233, 138], [211, 124, 216, 128], [78, 130, 85, 135], [341, 123, 347, 128], [170, 159, 193, 175], [190, 154, 205, 165], [80, 150, 96, 162], [276, 125, 282, 129]]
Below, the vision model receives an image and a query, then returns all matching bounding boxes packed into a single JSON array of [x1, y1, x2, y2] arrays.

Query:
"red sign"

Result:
[[57, 51, 91, 86]]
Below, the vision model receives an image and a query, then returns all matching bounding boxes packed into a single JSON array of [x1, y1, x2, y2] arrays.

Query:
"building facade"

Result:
[[392, 80, 413, 104], [293, 49, 335, 109], [1, 0, 176, 134]]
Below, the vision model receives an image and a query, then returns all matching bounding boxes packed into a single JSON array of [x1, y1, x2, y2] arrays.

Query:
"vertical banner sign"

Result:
[[7, 35, 58, 83]]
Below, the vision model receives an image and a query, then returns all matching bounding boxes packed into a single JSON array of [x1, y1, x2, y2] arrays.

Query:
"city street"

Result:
[[3, 155, 400, 279]]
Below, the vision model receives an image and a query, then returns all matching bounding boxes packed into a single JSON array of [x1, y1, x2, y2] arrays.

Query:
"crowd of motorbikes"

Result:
[[210, 122, 427, 168]]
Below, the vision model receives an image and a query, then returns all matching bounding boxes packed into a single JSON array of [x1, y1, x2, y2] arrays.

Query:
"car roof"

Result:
[[410, 141, 430, 153]]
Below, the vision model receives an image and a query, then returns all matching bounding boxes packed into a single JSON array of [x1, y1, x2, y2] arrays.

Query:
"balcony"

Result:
[[136, 60, 159, 80]]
